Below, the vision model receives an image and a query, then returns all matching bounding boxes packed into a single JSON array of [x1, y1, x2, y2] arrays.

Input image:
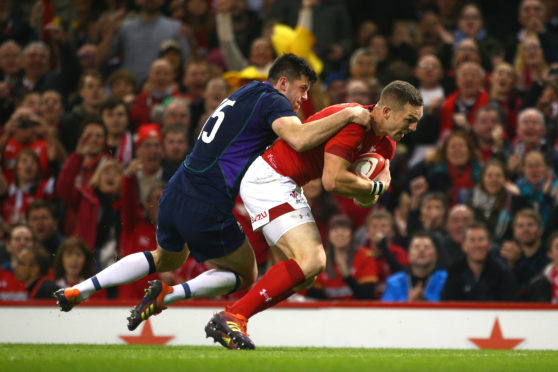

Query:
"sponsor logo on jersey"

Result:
[[251, 211, 268, 223]]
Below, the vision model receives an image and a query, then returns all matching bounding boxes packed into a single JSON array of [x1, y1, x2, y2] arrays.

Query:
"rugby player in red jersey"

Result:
[[206, 80, 423, 349]]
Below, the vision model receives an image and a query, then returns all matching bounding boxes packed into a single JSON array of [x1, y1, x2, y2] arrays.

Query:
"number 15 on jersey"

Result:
[[199, 98, 236, 144]]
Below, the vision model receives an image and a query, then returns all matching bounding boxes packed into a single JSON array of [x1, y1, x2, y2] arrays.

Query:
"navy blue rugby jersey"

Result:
[[179, 81, 296, 206]]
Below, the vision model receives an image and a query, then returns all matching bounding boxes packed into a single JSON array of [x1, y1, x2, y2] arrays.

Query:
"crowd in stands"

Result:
[[1, 0, 558, 304]]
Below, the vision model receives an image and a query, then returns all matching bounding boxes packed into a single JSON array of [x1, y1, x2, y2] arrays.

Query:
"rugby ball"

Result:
[[351, 153, 386, 180]]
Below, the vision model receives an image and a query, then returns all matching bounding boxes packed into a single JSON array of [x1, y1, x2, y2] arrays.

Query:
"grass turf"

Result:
[[1, 344, 557, 372]]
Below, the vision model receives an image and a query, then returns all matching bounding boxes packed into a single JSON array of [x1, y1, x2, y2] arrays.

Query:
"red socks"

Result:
[[228, 259, 305, 319]]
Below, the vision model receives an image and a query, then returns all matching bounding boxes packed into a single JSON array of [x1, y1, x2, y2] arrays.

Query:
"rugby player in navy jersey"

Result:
[[53, 54, 371, 335]]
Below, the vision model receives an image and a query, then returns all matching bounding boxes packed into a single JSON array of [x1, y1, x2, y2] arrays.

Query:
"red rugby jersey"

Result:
[[262, 103, 396, 185]]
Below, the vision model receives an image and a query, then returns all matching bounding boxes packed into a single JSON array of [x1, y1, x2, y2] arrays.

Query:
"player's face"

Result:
[[383, 103, 422, 141], [279, 76, 310, 113]]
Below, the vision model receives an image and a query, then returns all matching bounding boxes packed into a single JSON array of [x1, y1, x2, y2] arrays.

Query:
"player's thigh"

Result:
[[208, 237, 257, 285]]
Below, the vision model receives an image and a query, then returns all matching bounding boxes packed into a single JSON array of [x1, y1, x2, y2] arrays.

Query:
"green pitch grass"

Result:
[[1, 344, 557, 372]]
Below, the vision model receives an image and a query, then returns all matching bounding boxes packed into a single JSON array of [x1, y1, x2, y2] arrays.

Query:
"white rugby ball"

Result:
[[351, 153, 386, 180]]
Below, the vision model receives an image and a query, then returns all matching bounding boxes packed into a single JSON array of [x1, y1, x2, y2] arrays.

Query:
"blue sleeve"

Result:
[[381, 272, 408, 302], [424, 270, 448, 302], [261, 92, 296, 129]]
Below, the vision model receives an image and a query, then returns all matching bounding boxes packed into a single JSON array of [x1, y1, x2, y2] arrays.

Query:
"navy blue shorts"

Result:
[[156, 186, 245, 262]]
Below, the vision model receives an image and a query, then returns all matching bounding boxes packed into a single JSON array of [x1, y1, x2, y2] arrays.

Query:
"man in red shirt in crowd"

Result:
[[130, 80, 423, 349]]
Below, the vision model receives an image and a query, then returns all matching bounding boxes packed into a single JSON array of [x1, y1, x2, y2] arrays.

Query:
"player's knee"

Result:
[[296, 245, 326, 278], [153, 247, 188, 272]]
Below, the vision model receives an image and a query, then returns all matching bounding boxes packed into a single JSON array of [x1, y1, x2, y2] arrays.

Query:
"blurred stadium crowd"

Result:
[[1, 0, 558, 304]]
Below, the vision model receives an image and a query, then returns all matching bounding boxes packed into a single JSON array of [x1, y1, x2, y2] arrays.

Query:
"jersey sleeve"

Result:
[[261, 92, 297, 129], [324, 124, 365, 162]]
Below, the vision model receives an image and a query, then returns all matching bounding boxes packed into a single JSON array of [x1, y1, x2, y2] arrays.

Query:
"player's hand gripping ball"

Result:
[[351, 153, 386, 180]]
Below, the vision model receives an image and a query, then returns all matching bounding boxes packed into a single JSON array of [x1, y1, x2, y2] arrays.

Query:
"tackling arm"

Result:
[[272, 106, 370, 152]]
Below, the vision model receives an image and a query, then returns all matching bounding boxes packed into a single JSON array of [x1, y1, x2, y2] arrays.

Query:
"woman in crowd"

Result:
[[428, 130, 482, 207], [53, 237, 95, 288], [466, 159, 529, 243]]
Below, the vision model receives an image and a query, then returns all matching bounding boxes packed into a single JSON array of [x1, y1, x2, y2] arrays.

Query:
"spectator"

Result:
[[0, 40, 23, 122], [507, 107, 558, 177], [195, 77, 229, 137], [441, 38, 484, 92], [58, 71, 106, 154], [58, 159, 123, 271], [490, 62, 522, 138], [505, 0, 558, 64], [100, 98, 133, 167], [506, 208, 551, 298], [158, 39, 184, 83], [117, 157, 166, 299], [172, 0, 217, 57], [515, 150, 558, 226], [407, 191, 448, 243], [14, 34, 81, 100], [307, 215, 377, 300], [444, 3, 501, 72], [364, 210, 409, 299], [514, 34, 549, 95], [55, 121, 111, 237], [0, 223, 34, 271], [471, 103, 507, 162], [106, 69, 137, 107], [181, 58, 210, 129], [216, 0, 274, 74], [160, 97, 192, 130], [407, 54, 445, 164], [52, 237, 95, 288], [162, 124, 189, 182], [466, 159, 529, 244], [367, 34, 392, 86], [1, 149, 55, 227], [324, 73, 347, 106], [39, 90, 65, 138], [96, 0, 190, 85], [439, 61, 490, 140], [26, 200, 64, 257], [526, 230, 558, 302], [0, 106, 55, 184], [382, 231, 447, 302], [130, 58, 180, 131], [442, 221, 518, 301], [345, 79, 372, 106], [348, 48, 378, 91], [437, 204, 474, 269], [77, 43, 100, 74], [13, 245, 59, 299], [134, 124, 164, 204], [428, 130, 482, 206]]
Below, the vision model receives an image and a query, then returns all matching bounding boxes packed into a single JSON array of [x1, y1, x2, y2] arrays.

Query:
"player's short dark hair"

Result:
[[99, 97, 127, 115], [378, 80, 423, 109], [25, 200, 57, 221], [267, 53, 317, 86]]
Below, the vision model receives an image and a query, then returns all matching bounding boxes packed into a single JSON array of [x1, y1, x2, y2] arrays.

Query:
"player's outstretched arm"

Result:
[[272, 106, 370, 152]]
